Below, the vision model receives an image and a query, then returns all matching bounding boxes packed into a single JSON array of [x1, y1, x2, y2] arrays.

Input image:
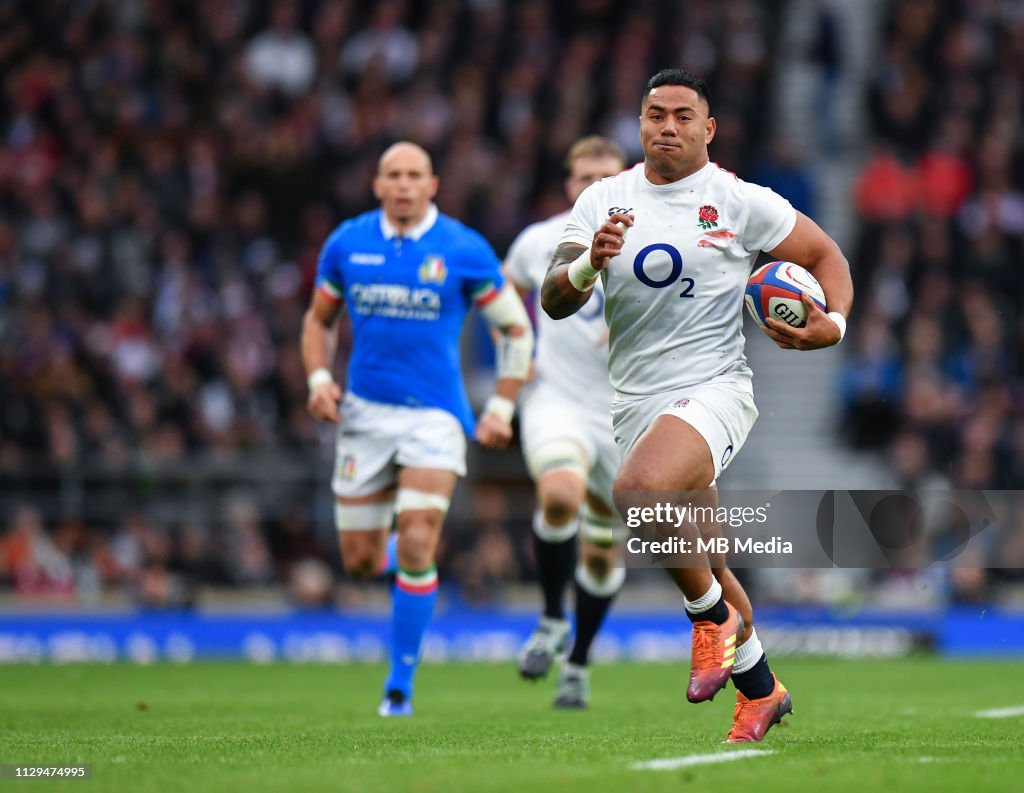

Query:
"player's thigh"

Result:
[[616, 413, 715, 496], [613, 380, 757, 494], [521, 386, 594, 483], [394, 405, 467, 480], [393, 406, 464, 540], [332, 393, 400, 500], [522, 387, 600, 513], [365, 401, 462, 536], [393, 408, 464, 537], [394, 466, 458, 567]]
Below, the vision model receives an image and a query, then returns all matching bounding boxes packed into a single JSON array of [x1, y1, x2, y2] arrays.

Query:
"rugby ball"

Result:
[[744, 261, 826, 329]]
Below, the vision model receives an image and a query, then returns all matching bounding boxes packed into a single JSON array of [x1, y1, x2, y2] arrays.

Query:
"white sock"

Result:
[[532, 510, 579, 543], [575, 562, 626, 598], [684, 576, 723, 615], [732, 627, 763, 674]]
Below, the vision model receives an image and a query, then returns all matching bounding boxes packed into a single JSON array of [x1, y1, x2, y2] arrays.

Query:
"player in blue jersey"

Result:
[[301, 142, 533, 717]]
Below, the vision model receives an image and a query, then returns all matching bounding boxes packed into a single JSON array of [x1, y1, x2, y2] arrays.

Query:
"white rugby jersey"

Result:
[[560, 162, 796, 397], [505, 210, 613, 401]]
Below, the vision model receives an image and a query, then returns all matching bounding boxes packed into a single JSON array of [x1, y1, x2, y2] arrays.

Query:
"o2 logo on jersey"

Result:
[[633, 243, 695, 298], [578, 287, 605, 321]]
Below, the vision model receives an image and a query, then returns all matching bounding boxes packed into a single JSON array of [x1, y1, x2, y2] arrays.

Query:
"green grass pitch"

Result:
[[2, 659, 1022, 792]]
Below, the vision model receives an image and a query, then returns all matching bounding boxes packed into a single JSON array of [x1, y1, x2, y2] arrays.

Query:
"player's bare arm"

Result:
[[761, 212, 853, 351], [476, 284, 534, 450], [541, 212, 634, 319], [540, 242, 591, 319], [300, 290, 344, 422]]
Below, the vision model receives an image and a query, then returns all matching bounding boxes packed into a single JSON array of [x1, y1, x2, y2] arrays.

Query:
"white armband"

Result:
[[567, 248, 599, 291], [307, 367, 334, 391], [479, 284, 534, 380], [827, 311, 847, 343]]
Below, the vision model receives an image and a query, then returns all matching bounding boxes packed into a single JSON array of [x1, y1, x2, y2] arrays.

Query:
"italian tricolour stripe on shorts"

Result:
[[396, 567, 438, 595]]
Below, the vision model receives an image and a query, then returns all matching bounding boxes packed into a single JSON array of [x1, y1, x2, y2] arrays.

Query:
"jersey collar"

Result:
[[641, 160, 714, 190], [380, 203, 438, 241]]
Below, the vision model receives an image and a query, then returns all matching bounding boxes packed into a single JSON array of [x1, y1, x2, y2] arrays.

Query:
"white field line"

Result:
[[631, 749, 773, 771], [974, 705, 1024, 719]]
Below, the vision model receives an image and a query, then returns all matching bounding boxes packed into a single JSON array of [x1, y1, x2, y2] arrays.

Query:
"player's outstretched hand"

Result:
[[475, 412, 514, 449], [307, 382, 343, 423], [590, 212, 635, 270], [762, 293, 843, 351]]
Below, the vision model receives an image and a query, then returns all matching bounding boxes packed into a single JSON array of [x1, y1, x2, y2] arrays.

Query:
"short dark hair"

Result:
[[642, 69, 711, 110]]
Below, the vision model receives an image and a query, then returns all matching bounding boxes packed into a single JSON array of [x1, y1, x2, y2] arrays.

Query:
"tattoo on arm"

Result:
[[540, 242, 591, 319]]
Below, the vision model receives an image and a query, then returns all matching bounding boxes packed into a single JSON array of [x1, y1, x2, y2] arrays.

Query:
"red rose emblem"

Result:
[[699, 205, 718, 222]]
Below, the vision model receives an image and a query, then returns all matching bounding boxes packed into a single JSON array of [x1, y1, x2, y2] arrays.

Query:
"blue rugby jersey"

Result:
[[314, 204, 504, 434]]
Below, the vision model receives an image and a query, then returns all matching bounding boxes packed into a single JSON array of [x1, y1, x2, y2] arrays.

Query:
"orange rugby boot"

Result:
[[726, 675, 793, 743], [686, 600, 743, 703]]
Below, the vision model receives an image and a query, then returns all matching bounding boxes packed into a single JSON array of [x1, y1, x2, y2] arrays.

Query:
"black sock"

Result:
[[732, 653, 774, 700], [533, 530, 576, 620], [567, 581, 618, 666], [685, 594, 729, 626]]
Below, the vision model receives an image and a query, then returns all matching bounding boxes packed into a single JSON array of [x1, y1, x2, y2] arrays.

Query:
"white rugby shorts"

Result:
[[519, 381, 621, 506], [332, 392, 467, 498], [611, 373, 758, 483]]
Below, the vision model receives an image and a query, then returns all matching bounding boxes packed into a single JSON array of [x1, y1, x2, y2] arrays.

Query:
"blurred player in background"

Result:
[[301, 142, 533, 717], [542, 69, 853, 741], [504, 136, 627, 709]]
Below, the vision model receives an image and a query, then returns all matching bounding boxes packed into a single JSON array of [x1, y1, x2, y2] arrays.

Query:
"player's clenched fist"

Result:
[[762, 293, 843, 351], [474, 412, 513, 449], [307, 381, 343, 423], [590, 212, 634, 269]]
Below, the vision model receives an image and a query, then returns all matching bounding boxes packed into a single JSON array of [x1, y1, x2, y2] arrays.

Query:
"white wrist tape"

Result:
[[567, 249, 599, 291], [484, 395, 516, 424], [827, 311, 847, 343], [307, 367, 334, 391], [479, 285, 533, 380]]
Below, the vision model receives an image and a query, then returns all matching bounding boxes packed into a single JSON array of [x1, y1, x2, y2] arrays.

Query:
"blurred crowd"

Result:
[[0, 0, 781, 605], [845, 0, 1024, 489], [838, 0, 1024, 604]]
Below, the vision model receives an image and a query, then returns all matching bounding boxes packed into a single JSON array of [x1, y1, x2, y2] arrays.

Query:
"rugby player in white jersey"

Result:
[[504, 137, 627, 709], [541, 69, 853, 741]]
